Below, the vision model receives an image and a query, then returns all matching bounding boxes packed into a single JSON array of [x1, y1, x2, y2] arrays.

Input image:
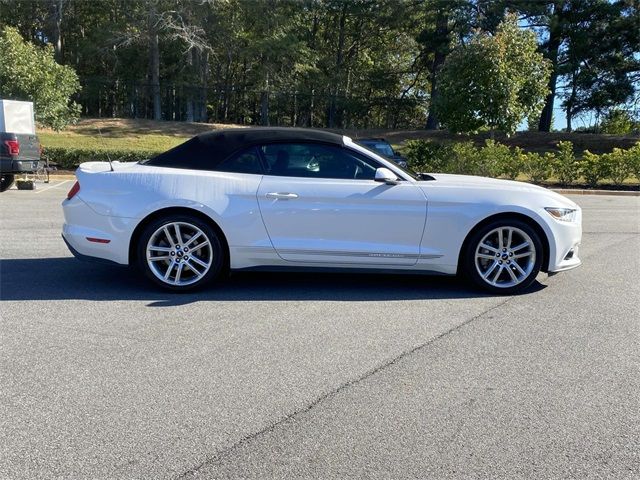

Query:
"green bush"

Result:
[[601, 148, 633, 186], [400, 139, 639, 185], [580, 151, 606, 187], [404, 140, 482, 175], [524, 152, 553, 184], [552, 141, 580, 186], [448, 142, 481, 175], [406, 140, 527, 180], [42, 147, 161, 169], [404, 140, 452, 173], [475, 140, 508, 178], [504, 147, 527, 180], [480, 141, 516, 179], [627, 143, 640, 181]]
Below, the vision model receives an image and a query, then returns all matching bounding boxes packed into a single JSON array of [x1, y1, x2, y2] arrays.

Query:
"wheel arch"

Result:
[[457, 212, 550, 274], [128, 206, 230, 268]]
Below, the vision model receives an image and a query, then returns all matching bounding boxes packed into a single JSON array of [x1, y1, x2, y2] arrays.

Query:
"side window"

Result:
[[260, 143, 380, 180], [215, 147, 264, 174]]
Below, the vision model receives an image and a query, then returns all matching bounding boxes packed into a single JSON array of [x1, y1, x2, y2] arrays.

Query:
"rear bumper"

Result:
[[62, 235, 122, 265], [62, 195, 136, 265], [0, 158, 40, 173]]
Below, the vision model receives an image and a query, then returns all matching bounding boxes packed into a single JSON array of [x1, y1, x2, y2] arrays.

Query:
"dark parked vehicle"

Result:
[[356, 138, 408, 168], [1, 132, 41, 191], [0, 100, 41, 192]]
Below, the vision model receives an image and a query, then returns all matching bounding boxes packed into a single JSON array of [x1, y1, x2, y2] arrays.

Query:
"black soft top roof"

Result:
[[145, 127, 346, 169]]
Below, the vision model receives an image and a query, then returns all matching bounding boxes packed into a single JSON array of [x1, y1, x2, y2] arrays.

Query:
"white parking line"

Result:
[[35, 179, 72, 193]]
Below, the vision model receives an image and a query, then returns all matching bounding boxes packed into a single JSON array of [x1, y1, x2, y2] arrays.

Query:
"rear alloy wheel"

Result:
[[463, 219, 543, 294], [0, 174, 15, 192], [137, 215, 224, 291]]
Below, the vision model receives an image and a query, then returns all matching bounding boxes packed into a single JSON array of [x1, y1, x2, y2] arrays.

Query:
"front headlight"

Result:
[[545, 207, 577, 222]]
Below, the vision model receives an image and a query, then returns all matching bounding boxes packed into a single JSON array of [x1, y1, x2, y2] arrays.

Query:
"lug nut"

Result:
[[509, 252, 513, 256], [496, 253, 500, 257], [170, 252, 175, 256], [499, 260, 503, 264]]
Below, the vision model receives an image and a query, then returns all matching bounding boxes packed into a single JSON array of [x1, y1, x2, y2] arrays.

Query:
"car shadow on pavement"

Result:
[[0, 257, 546, 306]]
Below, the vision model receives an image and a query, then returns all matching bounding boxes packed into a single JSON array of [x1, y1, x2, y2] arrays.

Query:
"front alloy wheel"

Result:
[[464, 219, 543, 294], [138, 215, 224, 291]]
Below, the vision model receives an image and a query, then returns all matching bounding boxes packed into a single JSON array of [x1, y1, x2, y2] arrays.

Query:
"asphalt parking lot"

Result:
[[1, 181, 638, 479]]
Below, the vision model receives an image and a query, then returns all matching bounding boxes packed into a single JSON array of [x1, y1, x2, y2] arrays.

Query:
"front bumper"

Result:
[[549, 243, 581, 272], [545, 208, 582, 273]]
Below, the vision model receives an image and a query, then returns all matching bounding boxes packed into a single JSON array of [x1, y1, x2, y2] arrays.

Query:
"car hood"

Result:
[[421, 173, 578, 209]]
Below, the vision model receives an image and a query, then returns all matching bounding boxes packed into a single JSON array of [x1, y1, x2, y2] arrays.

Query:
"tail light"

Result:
[[67, 181, 80, 199], [4, 140, 19, 156]]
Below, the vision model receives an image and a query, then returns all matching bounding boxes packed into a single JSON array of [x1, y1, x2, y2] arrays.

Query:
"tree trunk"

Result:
[[148, 5, 161, 121], [329, 3, 348, 128], [200, 51, 209, 122], [51, 0, 63, 61], [260, 91, 269, 126], [112, 79, 118, 118], [538, 0, 564, 132], [292, 92, 297, 127], [538, 67, 558, 132], [309, 89, 315, 127], [425, 8, 449, 130], [565, 91, 575, 133], [565, 69, 578, 132]]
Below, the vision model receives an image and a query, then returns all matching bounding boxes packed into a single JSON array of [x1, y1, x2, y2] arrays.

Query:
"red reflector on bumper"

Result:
[[67, 181, 80, 199], [86, 237, 111, 244]]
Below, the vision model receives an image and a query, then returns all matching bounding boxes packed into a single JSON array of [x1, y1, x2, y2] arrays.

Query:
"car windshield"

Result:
[[351, 141, 421, 180], [391, 160, 425, 180], [366, 142, 394, 157]]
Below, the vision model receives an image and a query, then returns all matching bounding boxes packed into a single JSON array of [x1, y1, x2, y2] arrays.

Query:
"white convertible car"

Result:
[[62, 128, 582, 294]]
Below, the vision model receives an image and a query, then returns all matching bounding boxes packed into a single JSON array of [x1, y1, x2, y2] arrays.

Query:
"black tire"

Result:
[[462, 218, 543, 295], [136, 214, 225, 292], [0, 174, 15, 192]]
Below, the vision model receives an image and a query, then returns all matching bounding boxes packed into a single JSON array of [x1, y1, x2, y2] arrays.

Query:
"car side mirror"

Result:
[[374, 167, 399, 185]]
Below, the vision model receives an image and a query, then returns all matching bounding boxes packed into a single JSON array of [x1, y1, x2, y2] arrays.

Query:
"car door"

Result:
[[256, 142, 427, 265]]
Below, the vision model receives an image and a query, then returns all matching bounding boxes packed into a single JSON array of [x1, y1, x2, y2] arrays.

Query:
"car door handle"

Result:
[[265, 192, 299, 199]]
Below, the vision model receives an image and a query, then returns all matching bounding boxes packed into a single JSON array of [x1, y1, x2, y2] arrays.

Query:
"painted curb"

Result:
[[49, 174, 77, 180]]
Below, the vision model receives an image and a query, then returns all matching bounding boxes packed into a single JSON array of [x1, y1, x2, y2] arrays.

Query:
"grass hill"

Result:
[[40, 117, 639, 156]]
